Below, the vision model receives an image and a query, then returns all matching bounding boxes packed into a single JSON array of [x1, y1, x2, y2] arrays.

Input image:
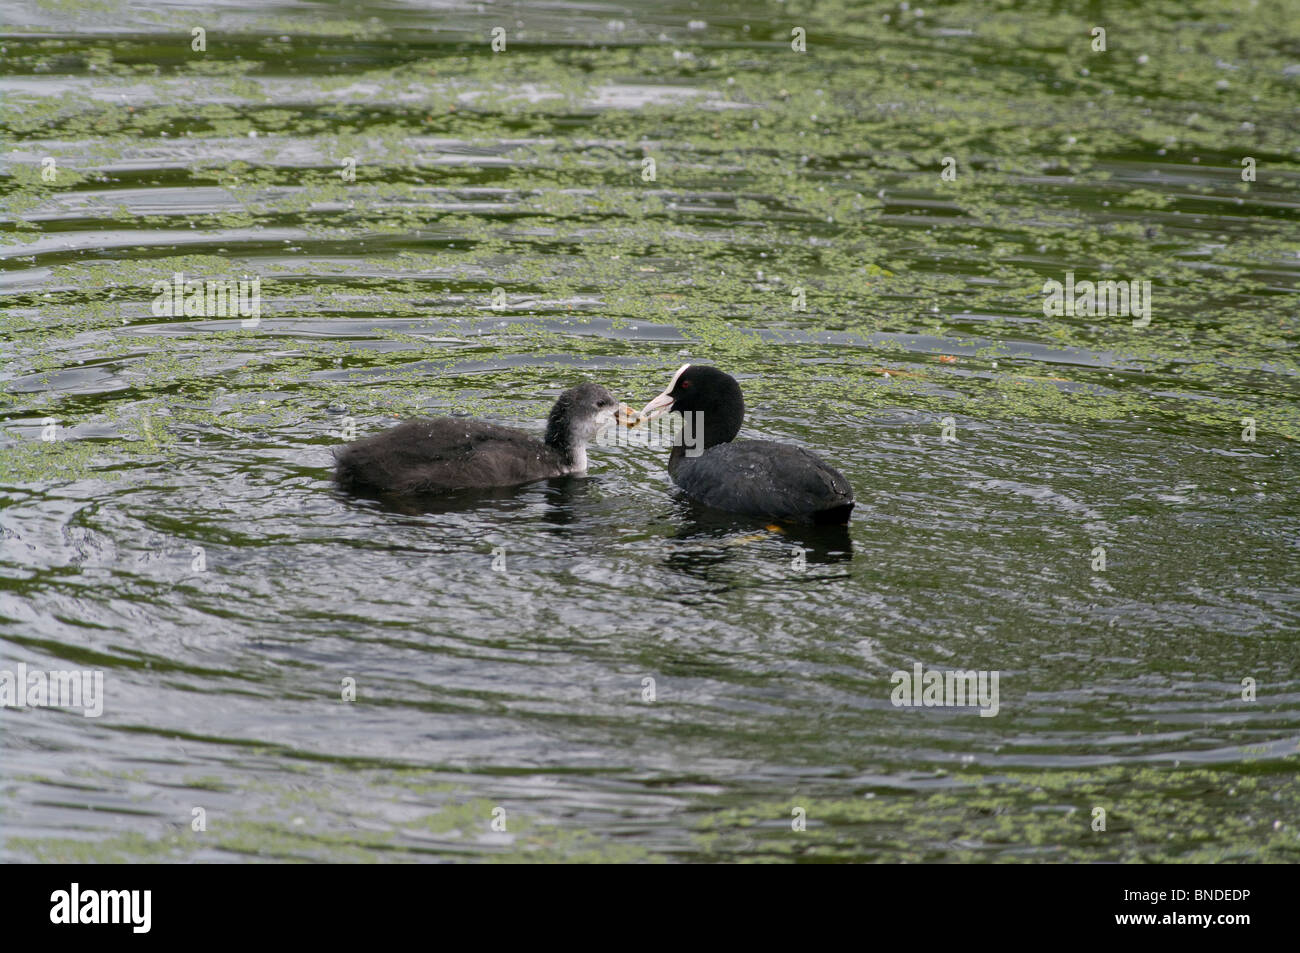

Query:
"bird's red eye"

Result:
[[680, 381, 691, 389]]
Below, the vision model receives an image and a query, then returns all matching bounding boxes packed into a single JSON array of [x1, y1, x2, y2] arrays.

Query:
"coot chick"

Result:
[[636, 365, 854, 524], [335, 382, 624, 494]]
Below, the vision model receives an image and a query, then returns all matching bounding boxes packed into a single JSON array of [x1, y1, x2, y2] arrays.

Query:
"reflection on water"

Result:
[[667, 505, 855, 567], [358, 475, 595, 520]]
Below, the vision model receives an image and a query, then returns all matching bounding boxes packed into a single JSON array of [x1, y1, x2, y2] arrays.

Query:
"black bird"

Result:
[[636, 365, 854, 524], [334, 382, 625, 495]]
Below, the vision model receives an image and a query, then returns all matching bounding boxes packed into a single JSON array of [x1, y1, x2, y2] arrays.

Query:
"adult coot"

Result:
[[335, 382, 625, 494], [636, 365, 854, 524]]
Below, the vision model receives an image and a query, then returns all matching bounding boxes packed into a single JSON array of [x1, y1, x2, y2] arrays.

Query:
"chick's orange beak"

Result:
[[615, 403, 641, 428]]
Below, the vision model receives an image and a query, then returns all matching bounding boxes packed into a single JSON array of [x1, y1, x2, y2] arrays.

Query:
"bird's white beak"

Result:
[[636, 364, 691, 423], [636, 390, 675, 422]]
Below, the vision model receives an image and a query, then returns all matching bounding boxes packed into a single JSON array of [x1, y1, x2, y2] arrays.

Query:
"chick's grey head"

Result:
[[545, 382, 620, 453]]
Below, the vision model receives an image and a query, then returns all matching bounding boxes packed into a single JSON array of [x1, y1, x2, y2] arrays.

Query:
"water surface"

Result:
[[2, 0, 1298, 862]]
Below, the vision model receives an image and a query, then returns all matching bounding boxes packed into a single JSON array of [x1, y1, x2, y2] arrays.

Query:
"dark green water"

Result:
[[2, 0, 1297, 862]]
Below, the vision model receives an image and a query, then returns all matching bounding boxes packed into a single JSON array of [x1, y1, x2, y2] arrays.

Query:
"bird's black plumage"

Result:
[[334, 382, 619, 495], [639, 365, 854, 524]]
